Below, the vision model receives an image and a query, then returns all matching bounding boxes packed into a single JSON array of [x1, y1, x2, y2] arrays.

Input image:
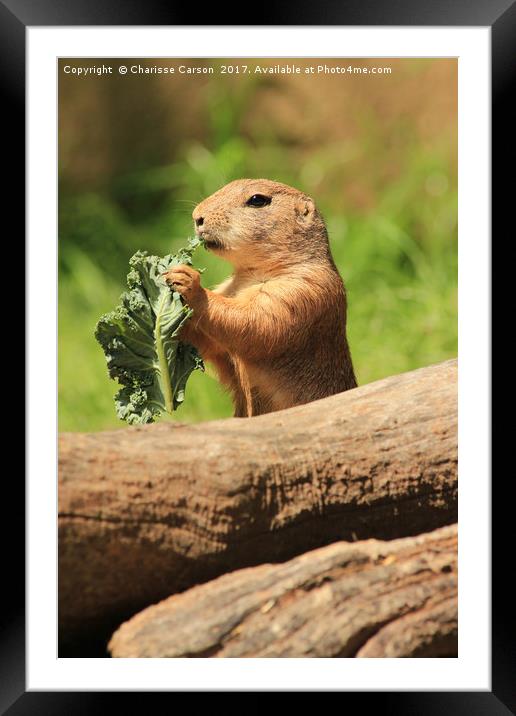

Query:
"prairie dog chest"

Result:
[[215, 272, 269, 298], [213, 273, 278, 401]]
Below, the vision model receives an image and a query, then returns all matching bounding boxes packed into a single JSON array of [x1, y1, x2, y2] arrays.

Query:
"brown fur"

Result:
[[164, 178, 357, 417]]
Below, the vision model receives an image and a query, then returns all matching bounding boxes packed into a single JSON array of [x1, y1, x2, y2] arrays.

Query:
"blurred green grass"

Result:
[[58, 62, 457, 432]]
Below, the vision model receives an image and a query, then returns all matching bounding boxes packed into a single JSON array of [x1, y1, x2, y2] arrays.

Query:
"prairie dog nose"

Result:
[[192, 206, 204, 228]]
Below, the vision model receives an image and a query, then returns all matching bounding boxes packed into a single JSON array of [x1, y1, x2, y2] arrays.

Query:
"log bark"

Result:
[[108, 524, 457, 658], [59, 359, 457, 655]]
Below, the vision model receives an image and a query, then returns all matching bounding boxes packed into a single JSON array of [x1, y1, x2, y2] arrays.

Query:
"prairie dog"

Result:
[[164, 178, 357, 417]]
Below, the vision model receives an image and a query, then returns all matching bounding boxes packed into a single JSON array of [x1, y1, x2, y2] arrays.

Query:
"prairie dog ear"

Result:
[[295, 196, 316, 224]]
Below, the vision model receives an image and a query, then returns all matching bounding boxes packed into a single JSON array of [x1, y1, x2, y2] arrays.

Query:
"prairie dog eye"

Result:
[[246, 194, 272, 208]]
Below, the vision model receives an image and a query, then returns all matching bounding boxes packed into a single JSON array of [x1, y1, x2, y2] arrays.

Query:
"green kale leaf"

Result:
[[95, 237, 204, 424]]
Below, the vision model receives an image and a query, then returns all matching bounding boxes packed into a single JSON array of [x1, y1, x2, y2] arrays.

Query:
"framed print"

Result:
[[3, 0, 509, 710]]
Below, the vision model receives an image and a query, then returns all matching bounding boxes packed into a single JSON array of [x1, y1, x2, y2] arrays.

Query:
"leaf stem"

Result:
[[154, 292, 174, 414]]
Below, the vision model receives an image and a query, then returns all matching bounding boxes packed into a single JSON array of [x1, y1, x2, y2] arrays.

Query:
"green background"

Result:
[[59, 58, 457, 432]]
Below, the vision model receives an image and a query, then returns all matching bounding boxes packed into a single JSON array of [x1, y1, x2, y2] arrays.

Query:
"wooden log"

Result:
[[59, 359, 457, 655], [108, 524, 458, 658]]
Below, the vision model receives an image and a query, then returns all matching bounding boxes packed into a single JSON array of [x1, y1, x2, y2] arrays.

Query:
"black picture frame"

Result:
[[5, 0, 508, 711]]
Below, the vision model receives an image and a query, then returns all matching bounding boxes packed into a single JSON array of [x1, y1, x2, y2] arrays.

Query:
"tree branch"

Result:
[[108, 524, 457, 658]]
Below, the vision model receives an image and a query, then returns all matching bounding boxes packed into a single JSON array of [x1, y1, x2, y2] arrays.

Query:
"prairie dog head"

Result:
[[192, 179, 331, 271]]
